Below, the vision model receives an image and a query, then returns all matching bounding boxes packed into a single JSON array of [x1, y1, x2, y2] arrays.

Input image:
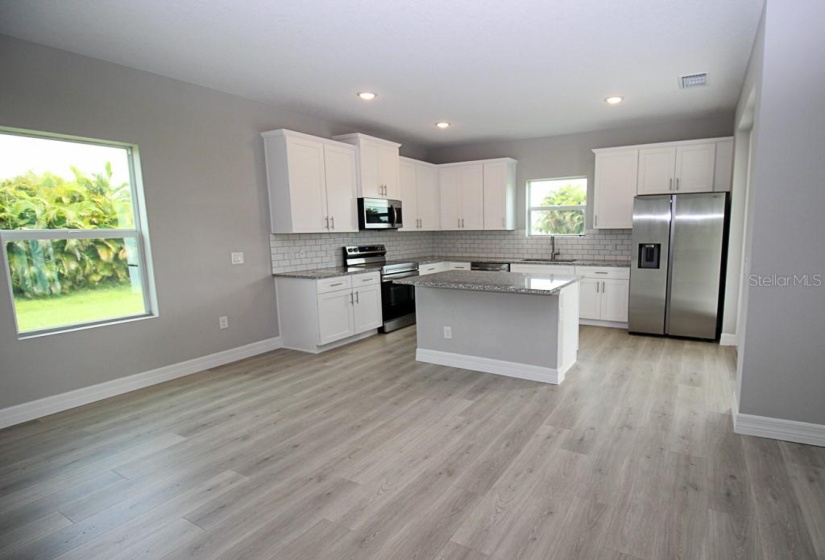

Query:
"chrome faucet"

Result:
[[550, 235, 560, 261]]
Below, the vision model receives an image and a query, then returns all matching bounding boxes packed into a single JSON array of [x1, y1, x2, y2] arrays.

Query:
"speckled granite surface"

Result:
[[414, 255, 630, 267], [274, 267, 377, 280], [273, 257, 630, 279], [393, 270, 579, 296]]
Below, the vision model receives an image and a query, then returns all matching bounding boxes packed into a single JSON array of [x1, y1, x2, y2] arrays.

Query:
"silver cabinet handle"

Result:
[[325, 216, 330, 229], [330, 216, 335, 229], [595, 271, 608, 274], [669, 178, 673, 190], [330, 282, 344, 287], [675, 178, 680, 191], [355, 291, 360, 304], [594, 214, 598, 227], [457, 218, 460, 228]]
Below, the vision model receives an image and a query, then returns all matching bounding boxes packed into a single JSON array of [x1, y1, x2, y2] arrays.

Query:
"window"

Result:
[[0, 129, 154, 335], [527, 177, 587, 236]]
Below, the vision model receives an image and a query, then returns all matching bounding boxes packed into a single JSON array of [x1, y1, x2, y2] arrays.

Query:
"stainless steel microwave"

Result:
[[358, 198, 403, 230]]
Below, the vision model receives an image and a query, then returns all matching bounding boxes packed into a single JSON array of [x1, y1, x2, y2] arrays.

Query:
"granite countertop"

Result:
[[274, 267, 378, 280], [393, 270, 579, 296], [274, 256, 630, 279], [414, 255, 630, 268]]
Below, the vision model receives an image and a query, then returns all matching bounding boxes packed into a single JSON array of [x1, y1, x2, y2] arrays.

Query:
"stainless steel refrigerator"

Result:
[[628, 192, 729, 340]]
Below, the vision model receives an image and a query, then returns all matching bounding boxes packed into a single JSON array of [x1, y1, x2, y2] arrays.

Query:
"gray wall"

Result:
[[0, 36, 426, 409], [736, 0, 825, 425]]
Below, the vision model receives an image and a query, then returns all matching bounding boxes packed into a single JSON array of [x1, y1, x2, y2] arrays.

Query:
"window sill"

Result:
[[16, 313, 157, 340]]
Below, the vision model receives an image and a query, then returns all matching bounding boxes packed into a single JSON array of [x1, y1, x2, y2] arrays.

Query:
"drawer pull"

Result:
[[330, 282, 344, 287], [595, 272, 608, 274]]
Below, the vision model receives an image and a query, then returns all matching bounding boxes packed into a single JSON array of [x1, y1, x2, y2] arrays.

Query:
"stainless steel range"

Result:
[[343, 245, 418, 333]]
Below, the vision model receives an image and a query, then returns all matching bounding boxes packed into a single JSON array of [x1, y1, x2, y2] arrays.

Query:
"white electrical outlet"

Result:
[[443, 326, 452, 339], [219, 316, 229, 329], [231, 252, 244, 265]]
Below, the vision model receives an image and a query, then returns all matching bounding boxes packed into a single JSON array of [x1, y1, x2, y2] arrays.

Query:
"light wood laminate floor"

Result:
[[1, 326, 823, 560]]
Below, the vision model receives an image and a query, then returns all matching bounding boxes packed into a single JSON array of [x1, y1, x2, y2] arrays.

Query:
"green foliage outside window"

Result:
[[0, 165, 135, 298], [529, 178, 587, 236]]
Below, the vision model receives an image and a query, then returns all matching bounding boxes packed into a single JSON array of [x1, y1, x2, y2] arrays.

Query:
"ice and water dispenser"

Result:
[[638, 243, 661, 269]]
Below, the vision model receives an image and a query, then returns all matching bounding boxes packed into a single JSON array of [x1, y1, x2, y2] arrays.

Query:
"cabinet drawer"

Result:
[[317, 276, 352, 294], [352, 272, 380, 287], [574, 266, 630, 280], [511, 263, 576, 275], [419, 263, 446, 275]]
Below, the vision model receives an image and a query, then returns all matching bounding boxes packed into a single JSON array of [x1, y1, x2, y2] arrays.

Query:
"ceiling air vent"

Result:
[[679, 73, 708, 89]]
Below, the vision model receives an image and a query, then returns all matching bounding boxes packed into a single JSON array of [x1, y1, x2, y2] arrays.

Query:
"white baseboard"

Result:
[[719, 333, 738, 346], [416, 348, 563, 385], [579, 319, 627, 330], [732, 391, 825, 447], [0, 336, 283, 430]]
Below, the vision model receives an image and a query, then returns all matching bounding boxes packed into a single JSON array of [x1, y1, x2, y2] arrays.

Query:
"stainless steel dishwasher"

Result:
[[470, 262, 511, 272]]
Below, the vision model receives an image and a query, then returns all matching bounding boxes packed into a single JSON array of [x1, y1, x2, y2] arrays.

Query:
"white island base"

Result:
[[413, 283, 579, 384]]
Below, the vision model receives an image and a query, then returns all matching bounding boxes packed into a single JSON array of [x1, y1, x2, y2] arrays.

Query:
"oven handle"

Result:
[[383, 271, 419, 281], [391, 206, 399, 228]]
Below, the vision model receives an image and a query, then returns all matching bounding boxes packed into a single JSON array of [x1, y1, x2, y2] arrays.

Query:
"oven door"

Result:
[[380, 270, 417, 332]]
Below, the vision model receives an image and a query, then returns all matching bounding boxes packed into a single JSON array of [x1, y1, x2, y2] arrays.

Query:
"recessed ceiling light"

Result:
[[357, 92, 377, 101], [435, 122, 451, 129], [604, 96, 624, 105]]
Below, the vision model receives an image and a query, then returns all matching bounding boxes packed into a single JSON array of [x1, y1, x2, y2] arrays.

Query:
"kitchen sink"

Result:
[[523, 258, 577, 263]]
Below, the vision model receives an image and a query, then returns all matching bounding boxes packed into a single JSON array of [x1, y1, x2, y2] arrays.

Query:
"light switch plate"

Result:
[[231, 252, 244, 265]]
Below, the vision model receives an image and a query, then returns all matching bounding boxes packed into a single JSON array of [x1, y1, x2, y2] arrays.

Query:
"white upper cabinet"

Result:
[[592, 149, 639, 229], [399, 157, 440, 231], [439, 163, 483, 230], [638, 141, 717, 194], [592, 137, 732, 231], [333, 133, 401, 199], [482, 159, 517, 230], [713, 139, 734, 192], [262, 129, 357, 234]]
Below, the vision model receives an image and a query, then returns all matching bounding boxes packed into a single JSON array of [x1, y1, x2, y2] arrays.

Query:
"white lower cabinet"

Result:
[[419, 262, 448, 275], [447, 262, 471, 270], [510, 263, 576, 275], [575, 266, 629, 325], [277, 272, 382, 353]]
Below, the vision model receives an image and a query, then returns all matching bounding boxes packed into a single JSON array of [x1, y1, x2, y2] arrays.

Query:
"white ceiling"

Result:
[[0, 0, 764, 147]]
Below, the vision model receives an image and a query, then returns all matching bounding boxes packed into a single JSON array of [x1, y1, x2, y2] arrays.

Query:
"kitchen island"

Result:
[[394, 270, 579, 384]]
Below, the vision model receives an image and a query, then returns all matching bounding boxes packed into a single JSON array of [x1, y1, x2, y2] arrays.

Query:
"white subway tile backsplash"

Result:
[[270, 228, 631, 273]]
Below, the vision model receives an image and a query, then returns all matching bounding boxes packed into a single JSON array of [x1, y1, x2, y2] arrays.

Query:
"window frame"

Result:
[[0, 127, 157, 337], [526, 176, 588, 237]]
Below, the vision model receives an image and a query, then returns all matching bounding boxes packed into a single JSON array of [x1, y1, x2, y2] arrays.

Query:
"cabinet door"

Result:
[[398, 159, 418, 231], [358, 140, 382, 198], [416, 163, 440, 230], [600, 279, 629, 322], [593, 150, 638, 229], [353, 284, 382, 333], [713, 139, 733, 192], [323, 143, 358, 232], [439, 166, 462, 230], [638, 147, 677, 195], [378, 144, 401, 199], [461, 164, 484, 230], [578, 278, 601, 320], [285, 138, 328, 232], [317, 290, 354, 345], [675, 143, 716, 193], [482, 161, 515, 230]]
